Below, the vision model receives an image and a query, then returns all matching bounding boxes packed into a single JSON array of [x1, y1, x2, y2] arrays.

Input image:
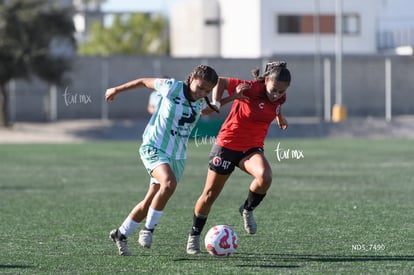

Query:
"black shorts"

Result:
[[208, 143, 264, 175]]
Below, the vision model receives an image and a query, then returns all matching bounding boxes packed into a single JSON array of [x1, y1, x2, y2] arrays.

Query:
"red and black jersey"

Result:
[[216, 78, 286, 151]]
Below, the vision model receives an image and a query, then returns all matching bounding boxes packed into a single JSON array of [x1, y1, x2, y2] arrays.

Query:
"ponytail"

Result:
[[252, 61, 291, 83]]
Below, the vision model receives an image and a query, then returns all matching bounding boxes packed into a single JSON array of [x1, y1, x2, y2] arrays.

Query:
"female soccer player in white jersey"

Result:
[[106, 65, 219, 256]]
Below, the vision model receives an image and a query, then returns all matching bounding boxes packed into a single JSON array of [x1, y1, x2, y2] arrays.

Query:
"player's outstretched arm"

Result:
[[105, 78, 157, 102]]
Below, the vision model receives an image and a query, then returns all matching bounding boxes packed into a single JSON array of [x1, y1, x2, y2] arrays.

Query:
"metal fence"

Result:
[[6, 55, 414, 123]]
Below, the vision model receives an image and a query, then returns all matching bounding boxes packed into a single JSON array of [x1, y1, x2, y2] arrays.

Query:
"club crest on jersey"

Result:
[[212, 156, 222, 167], [159, 79, 172, 88], [259, 102, 264, 109]]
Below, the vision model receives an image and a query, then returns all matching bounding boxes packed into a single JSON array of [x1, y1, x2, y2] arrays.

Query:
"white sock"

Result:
[[145, 207, 163, 230], [119, 216, 140, 237]]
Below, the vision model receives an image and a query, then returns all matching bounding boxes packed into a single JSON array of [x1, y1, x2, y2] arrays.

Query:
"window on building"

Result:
[[205, 19, 221, 26], [343, 14, 360, 34], [277, 14, 360, 35]]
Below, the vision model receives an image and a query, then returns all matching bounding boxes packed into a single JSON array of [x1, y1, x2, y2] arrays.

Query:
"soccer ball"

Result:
[[204, 225, 238, 257]]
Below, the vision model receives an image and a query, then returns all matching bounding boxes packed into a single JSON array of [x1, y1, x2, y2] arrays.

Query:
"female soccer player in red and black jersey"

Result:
[[186, 61, 291, 254]]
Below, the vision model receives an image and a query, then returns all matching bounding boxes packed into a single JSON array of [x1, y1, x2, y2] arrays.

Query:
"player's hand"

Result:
[[277, 117, 288, 130], [105, 88, 117, 102], [201, 107, 214, 115], [234, 83, 250, 100], [209, 104, 220, 113]]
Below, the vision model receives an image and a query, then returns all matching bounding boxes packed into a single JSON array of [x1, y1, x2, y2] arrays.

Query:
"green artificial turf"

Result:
[[0, 139, 413, 274]]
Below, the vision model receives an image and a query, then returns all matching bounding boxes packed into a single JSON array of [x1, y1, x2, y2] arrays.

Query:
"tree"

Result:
[[79, 13, 169, 56], [0, 0, 76, 127]]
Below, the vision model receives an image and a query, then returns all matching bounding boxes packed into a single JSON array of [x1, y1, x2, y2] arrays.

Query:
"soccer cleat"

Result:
[[138, 229, 153, 248], [186, 235, 201, 255], [239, 204, 257, 234], [109, 229, 132, 256]]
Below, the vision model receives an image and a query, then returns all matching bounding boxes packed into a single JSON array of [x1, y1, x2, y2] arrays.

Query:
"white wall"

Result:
[[170, 0, 383, 57], [219, 0, 262, 58], [170, 0, 220, 57], [256, 0, 380, 55]]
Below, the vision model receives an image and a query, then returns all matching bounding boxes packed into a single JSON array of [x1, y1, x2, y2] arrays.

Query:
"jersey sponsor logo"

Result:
[[178, 111, 195, 126], [167, 95, 196, 137], [173, 96, 194, 108], [259, 102, 264, 109], [173, 96, 181, 104], [170, 127, 191, 137], [170, 111, 195, 137]]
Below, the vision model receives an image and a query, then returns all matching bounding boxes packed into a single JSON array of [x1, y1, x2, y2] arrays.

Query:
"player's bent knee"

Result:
[[258, 170, 272, 184], [203, 190, 218, 206], [160, 180, 177, 196]]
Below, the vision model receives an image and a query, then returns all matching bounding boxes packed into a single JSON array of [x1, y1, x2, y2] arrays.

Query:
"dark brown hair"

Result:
[[186, 65, 219, 87], [252, 61, 291, 84], [186, 65, 220, 113]]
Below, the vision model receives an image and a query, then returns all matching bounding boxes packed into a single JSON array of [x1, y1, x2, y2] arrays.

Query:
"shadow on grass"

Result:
[[233, 253, 414, 268], [0, 184, 61, 191], [0, 264, 34, 269], [125, 252, 414, 271], [70, 120, 146, 141], [173, 255, 300, 269], [272, 254, 413, 262]]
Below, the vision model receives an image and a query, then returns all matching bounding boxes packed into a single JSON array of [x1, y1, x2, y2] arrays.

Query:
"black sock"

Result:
[[143, 226, 154, 233], [190, 214, 208, 236], [243, 190, 266, 211]]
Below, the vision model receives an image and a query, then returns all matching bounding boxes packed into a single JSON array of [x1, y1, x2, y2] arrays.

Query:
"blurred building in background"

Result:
[[57, 0, 414, 57], [5, 0, 414, 123], [170, 0, 414, 58], [71, 0, 104, 43]]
